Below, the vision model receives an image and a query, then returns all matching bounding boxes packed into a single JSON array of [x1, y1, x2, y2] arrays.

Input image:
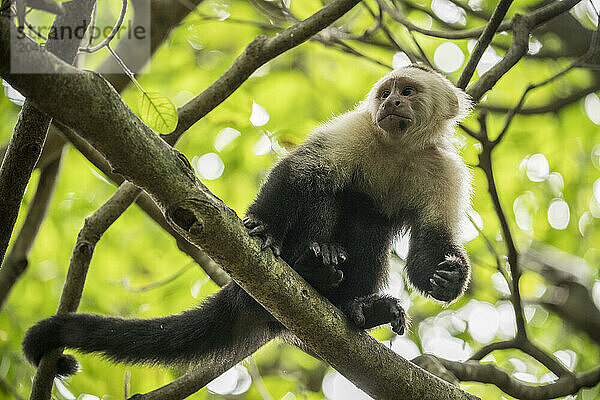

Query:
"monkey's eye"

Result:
[[401, 87, 415, 96], [381, 89, 391, 99]]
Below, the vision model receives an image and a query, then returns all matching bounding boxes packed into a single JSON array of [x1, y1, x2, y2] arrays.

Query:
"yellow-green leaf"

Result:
[[137, 91, 177, 134]]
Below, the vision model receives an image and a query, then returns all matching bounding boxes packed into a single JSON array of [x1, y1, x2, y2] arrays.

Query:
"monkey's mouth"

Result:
[[377, 114, 412, 123], [377, 113, 413, 133]]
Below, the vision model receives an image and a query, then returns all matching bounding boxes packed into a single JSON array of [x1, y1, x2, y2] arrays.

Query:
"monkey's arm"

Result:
[[405, 223, 470, 302], [245, 152, 345, 260]]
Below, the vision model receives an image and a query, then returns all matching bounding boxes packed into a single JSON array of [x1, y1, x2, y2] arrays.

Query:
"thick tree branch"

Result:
[[0, 15, 478, 400], [0, 0, 95, 266]]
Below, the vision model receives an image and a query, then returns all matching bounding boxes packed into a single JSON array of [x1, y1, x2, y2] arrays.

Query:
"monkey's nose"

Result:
[[394, 100, 401, 106]]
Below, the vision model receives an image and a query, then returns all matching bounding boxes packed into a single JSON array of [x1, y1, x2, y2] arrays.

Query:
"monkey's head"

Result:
[[363, 65, 471, 143]]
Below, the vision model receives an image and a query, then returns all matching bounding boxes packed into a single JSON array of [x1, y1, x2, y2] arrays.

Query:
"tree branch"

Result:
[[436, 356, 600, 400], [456, 0, 514, 89], [0, 0, 95, 266], [467, 0, 583, 102], [167, 0, 364, 141], [31, 181, 142, 399], [0, 147, 63, 309], [0, 15, 478, 400]]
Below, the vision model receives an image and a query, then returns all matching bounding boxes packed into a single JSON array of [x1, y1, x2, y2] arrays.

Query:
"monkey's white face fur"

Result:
[[359, 65, 472, 145], [297, 65, 473, 230]]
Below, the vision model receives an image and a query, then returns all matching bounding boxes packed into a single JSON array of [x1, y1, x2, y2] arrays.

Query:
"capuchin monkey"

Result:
[[23, 65, 473, 378]]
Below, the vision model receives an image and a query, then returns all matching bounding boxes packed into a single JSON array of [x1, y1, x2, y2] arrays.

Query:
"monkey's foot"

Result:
[[429, 254, 470, 302], [243, 216, 283, 257], [293, 244, 346, 290], [345, 295, 406, 335]]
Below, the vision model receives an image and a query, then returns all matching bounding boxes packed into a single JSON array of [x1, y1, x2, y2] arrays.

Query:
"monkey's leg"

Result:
[[22, 282, 282, 377], [406, 225, 470, 302], [343, 294, 406, 335]]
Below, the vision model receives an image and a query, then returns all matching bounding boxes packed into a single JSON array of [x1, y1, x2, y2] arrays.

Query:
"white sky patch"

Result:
[[467, 0, 483, 10], [524, 304, 536, 323], [322, 370, 373, 400], [572, 0, 599, 27], [2, 79, 25, 106], [467, 301, 499, 343], [420, 316, 472, 361], [467, 39, 477, 53], [497, 302, 517, 339], [525, 153, 550, 182], [392, 52, 412, 69], [579, 211, 593, 236], [584, 93, 600, 125], [462, 209, 483, 242], [250, 101, 270, 126], [513, 191, 537, 232], [512, 372, 538, 384], [547, 199, 570, 230], [251, 63, 271, 78], [547, 172, 564, 196], [509, 357, 527, 372], [554, 349, 577, 372], [491, 272, 511, 296], [253, 132, 272, 155], [210, 2, 230, 20], [393, 231, 410, 259], [207, 364, 251, 395], [476, 46, 502, 76], [391, 336, 421, 360], [383, 271, 405, 299], [540, 372, 559, 384], [590, 194, 600, 218], [431, 0, 466, 24], [214, 127, 241, 152], [193, 153, 224, 180], [592, 281, 600, 310], [54, 378, 76, 400], [528, 36, 543, 55], [422, 331, 472, 361], [592, 144, 600, 169], [433, 42, 465, 73], [594, 177, 600, 204]]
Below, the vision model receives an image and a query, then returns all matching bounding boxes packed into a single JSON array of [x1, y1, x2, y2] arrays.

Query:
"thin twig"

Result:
[[79, 0, 127, 53], [457, 0, 514, 89]]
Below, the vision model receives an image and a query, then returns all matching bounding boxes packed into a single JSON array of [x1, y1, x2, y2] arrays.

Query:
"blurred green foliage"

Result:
[[1, 0, 599, 399]]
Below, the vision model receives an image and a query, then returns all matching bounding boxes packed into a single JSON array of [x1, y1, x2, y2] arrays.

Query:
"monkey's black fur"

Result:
[[23, 66, 471, 377]]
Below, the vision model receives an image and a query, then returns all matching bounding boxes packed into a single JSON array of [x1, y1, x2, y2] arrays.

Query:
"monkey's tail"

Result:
[[22, 283, 281, 377]]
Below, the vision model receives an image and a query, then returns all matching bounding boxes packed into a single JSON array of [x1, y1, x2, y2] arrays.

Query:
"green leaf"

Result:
[[137, 91, 178, 134]]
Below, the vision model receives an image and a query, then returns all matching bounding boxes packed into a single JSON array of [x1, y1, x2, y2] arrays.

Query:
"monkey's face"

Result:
[[373, 77, 421, 135]]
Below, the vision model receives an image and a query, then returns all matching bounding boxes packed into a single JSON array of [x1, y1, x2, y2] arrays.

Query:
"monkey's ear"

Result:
[[441, 90, 460, 120]]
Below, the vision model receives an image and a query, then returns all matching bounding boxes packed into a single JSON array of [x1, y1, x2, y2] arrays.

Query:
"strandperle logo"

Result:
[[10, 3, 151, 74]]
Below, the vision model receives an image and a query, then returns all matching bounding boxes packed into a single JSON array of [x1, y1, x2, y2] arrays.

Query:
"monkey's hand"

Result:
[[344, 295, 406, 335], [429, 254, 470, 302], [309, 242, 347, 267], [293, 243, 346, 291], [243, 216, 284, 257]]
